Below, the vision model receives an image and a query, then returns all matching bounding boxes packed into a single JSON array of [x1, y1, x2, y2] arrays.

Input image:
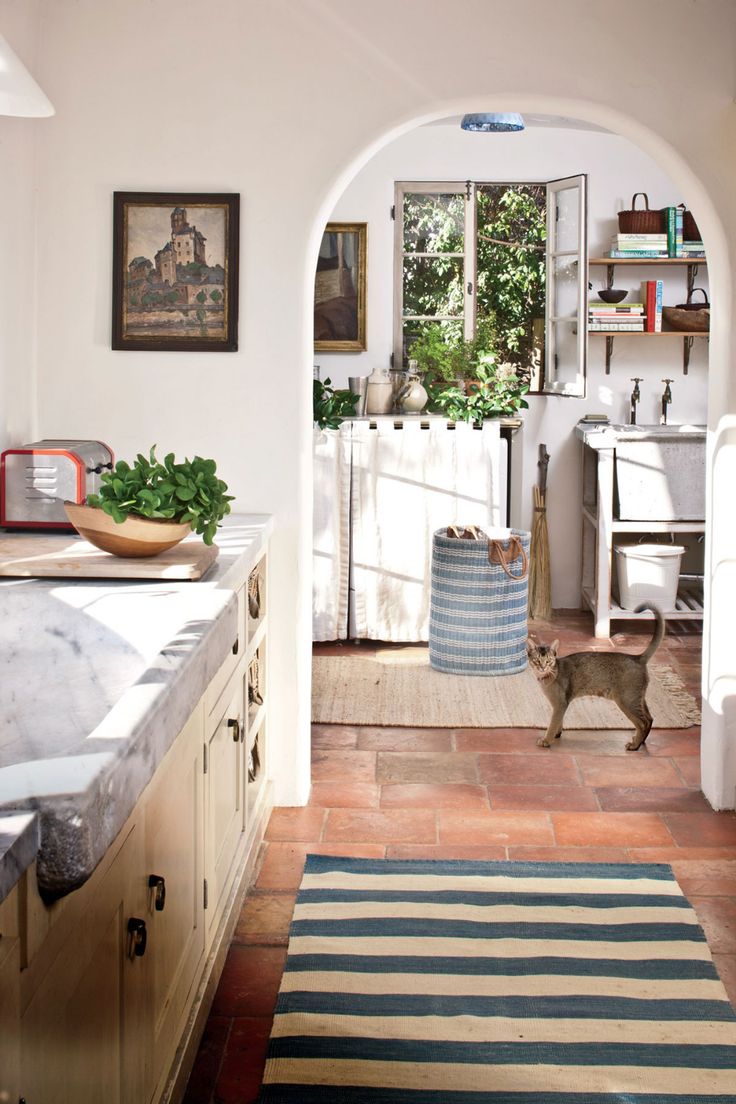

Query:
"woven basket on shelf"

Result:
[[618, 193, 665, 234], [683, 209, 701, 242], [662, 287, 710, 333]]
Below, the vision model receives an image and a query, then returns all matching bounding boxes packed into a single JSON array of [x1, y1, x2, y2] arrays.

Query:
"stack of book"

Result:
[[682, 240, 706, 259], [588, 301, 645, 332], [609, 233, 668, 258], [642, 279, 663, 332]]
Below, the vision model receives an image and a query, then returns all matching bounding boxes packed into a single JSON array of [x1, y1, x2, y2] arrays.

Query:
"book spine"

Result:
[[615, 233, 668, 242], [655, 279, 663, 332], [676, 208, 683, 257], [588, 322, 645, 331], [608, 250, 669, 258], [666, 207, 677, 257], [645, 280, 655, 333]]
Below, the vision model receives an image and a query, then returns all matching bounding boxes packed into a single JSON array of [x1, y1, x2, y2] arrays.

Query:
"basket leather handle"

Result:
[[630, 192, 651, 211], [687, 287, 709, 307], [487, 536, 529, 580]]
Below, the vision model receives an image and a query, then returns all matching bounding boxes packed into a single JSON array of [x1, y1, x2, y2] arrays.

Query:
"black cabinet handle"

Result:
[[127, 916, 148, 958], [227, 717, 241, 743], [148, 873, 166, 912]]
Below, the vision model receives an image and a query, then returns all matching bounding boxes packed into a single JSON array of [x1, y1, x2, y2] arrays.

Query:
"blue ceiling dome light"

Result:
[[460, 112, 525, 132]]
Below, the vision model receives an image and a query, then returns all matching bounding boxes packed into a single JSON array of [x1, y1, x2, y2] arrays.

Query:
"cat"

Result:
[[526, 603, 664, 751]]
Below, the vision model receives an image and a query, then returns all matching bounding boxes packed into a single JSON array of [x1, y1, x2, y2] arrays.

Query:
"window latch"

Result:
[[467, 281, 473, 295]]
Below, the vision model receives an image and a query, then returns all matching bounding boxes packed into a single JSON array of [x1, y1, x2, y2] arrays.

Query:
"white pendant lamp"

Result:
[[0, 33, 54, 117]]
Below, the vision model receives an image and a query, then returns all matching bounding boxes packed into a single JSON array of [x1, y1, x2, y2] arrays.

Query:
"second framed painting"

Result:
[[314, 222, 366, 353], [112, 191, 240, 351]]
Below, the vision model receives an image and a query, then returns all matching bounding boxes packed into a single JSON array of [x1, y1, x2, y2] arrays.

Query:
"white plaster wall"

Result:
[[5, 0, 736, 807], [0, 0, 44, 450], [323, 125, 709, 608]]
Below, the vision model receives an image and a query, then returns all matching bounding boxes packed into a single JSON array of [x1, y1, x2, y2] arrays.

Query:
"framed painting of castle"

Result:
[[112, 192, 240, 351]]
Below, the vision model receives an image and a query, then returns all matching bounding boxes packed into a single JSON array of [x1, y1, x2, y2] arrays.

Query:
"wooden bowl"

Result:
[[64, 503, 192, 557], [598, 288, 628, 304]]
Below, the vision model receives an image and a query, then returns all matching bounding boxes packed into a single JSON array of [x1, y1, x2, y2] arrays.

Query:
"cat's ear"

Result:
[[526, 638, 535, 655], [550, 639, 560, 656]]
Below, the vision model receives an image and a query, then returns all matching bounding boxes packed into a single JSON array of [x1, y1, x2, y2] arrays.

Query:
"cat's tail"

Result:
[[635, 603, 665, 662]]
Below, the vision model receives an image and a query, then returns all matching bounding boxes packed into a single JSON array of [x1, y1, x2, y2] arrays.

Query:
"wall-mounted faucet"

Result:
[[661, 378, 674, 425], [629, 377, 643, 424]]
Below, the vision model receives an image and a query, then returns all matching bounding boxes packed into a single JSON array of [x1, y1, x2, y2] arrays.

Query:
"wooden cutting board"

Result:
[[0, 533, 219, 580]]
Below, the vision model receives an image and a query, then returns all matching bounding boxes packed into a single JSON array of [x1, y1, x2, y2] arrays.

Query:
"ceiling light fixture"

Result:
[[460, 112, 524, 133], [0, 33, 54, 117]]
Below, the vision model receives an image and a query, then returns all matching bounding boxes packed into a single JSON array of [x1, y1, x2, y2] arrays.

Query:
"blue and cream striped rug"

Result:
[[258, 856, 736, 1103]]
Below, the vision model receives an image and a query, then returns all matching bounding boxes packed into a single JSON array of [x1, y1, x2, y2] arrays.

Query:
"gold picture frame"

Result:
[[314, 222, 366, 352]]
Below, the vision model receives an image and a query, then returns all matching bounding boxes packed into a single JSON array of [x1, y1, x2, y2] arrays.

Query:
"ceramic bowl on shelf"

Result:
[[64, 503, 192, 557], [598, 288, 628, 304]]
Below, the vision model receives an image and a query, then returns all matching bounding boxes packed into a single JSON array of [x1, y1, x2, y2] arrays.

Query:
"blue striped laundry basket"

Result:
[[429, 527, 530, 675]]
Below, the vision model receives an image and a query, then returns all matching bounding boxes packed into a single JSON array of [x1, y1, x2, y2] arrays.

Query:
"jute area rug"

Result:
[[259, 855, 736, 1102], [312, 651, 700, 729]]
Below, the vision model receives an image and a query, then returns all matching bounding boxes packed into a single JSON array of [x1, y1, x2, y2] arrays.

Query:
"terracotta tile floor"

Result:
[[183, 613, 736, 1104]]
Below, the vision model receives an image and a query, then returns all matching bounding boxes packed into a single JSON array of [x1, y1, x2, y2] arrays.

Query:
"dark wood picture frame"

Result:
[[314, 222, 367, 353], [112, 191, 240, 351]]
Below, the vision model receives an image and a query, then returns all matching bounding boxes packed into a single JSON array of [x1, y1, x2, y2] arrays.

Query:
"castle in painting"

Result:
[[125, 207, 225, 325]]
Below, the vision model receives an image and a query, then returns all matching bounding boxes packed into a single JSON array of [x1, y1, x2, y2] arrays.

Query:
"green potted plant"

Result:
[[408, 315, 500, 390], [313, 377, 359, 428], [65, 447, 234, 556], [426, 357, 529, 425]]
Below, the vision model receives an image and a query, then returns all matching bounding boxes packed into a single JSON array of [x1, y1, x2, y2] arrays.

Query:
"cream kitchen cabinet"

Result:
[[2, 519, 273, 1104]]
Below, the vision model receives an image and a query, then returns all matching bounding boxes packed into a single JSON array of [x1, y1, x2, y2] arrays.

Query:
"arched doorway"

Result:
[[306, 97, 733, 809]]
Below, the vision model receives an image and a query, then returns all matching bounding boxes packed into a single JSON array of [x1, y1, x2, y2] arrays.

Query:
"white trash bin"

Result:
[[614, 543, 684, 612]]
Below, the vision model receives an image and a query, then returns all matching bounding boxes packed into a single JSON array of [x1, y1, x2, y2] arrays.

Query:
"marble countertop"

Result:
[[0, 513, 273, 903]]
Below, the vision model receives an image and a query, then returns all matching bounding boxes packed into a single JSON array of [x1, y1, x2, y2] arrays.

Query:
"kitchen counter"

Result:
[[0, 513, 273, 903]]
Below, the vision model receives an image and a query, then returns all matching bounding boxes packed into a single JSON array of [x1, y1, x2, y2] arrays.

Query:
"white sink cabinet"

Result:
[[577, 423, 705, 637]]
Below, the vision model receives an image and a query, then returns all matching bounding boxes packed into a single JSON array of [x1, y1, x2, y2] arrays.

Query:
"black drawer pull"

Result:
[[148, 873, 166, 911], [127, 916, 148, 958]]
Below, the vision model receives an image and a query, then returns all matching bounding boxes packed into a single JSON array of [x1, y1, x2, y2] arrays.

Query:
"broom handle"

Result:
[[538, 444, 550, 496]]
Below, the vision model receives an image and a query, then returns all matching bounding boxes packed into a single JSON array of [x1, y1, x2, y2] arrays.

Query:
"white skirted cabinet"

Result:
[[313, 417, 504, 642]]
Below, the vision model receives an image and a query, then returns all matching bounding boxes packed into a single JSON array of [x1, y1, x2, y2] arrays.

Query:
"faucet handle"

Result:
[[631, 377, 643, 382], [662, 378, 674, 384]]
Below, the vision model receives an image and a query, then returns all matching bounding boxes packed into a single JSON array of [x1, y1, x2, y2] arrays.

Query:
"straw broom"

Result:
[[528, 444, 552, 620]]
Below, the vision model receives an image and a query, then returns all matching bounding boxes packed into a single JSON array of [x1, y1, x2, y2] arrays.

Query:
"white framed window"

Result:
[[394, 175, 587, 396]]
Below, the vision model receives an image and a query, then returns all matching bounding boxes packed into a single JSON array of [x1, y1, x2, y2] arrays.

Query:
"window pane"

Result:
[[476, 184, 546, 378], [402, 319, 464, 366], [552, 185, 580, 252], [403, 193, 465, 253], [403, 255, 464, 317], [552, 255, 580, 319], [549, 320, 580, 386]]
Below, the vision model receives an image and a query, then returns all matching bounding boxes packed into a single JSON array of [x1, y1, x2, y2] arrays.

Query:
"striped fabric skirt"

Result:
[[259, 855, 736, 1103]]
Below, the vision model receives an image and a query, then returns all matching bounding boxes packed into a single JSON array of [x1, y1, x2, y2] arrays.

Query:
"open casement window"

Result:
[[394, 176, 586, 395], [544, 174, 588, 396], [393, 182, 476, 366]]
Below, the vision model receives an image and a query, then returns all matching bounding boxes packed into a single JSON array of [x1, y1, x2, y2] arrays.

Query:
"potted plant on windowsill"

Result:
[[64, 447, 234, 556]]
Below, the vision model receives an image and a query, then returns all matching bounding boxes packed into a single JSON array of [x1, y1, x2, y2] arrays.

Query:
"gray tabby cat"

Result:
[[526, 603, 664, 751]]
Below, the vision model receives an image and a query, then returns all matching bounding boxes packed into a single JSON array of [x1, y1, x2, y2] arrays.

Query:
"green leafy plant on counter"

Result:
[[426, 357, 529, 425], [313, 377, 359, 429], [86, 447, 234, 545]]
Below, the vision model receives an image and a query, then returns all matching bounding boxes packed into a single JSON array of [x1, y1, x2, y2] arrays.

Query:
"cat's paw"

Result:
[[537, 737, 551, 748], [625, 738, 643, 751]]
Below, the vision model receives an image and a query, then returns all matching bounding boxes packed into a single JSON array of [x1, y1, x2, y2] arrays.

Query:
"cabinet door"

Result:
[[20, 825, 148, 1104], [0, 895, 20, 1104], [205, 676, 244, 941], [144, 707, 205, 1097]]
